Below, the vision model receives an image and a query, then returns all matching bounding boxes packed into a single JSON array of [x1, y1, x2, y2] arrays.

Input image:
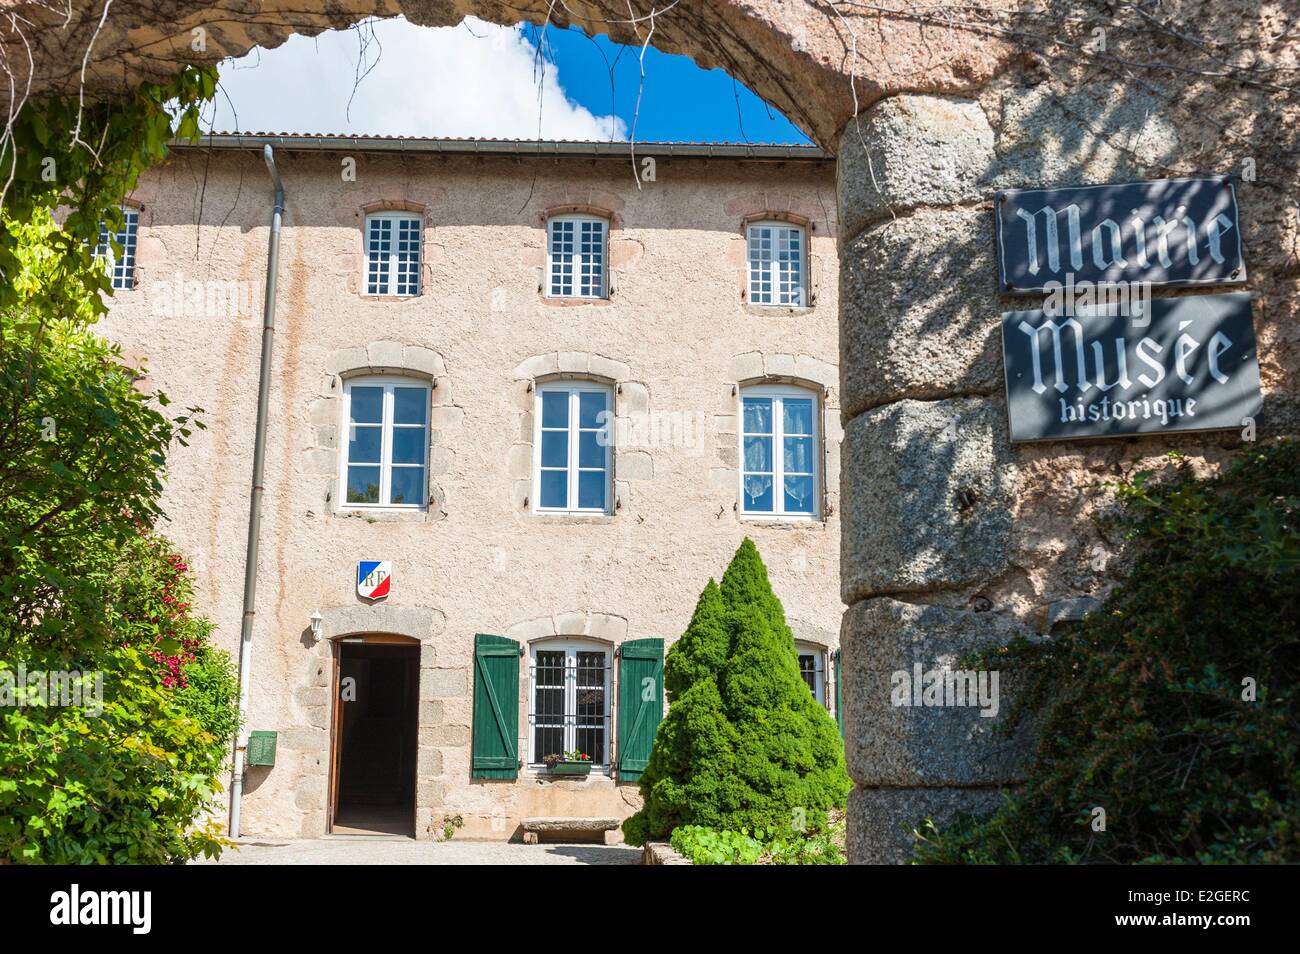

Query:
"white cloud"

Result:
[[210, 16, 626, 140]]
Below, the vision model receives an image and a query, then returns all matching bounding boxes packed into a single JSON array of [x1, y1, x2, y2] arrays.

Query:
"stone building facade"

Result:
[[100, 138, 842, 840]]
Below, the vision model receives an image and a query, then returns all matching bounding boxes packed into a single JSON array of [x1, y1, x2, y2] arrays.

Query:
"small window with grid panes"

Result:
[[365, 213, 422, 296], [747, 220, 805, 306], [94, 208, 139, 290], [547, 214, 607, 299]]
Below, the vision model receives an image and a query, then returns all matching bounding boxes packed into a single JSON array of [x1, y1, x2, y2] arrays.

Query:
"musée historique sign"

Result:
[[996, 176, 1260, 443], [1002, 293, 1262, 443]]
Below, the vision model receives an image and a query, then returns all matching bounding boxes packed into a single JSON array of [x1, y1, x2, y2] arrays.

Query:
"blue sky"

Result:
[[212, 16, 808, 144], [516, 22, 808, 143]]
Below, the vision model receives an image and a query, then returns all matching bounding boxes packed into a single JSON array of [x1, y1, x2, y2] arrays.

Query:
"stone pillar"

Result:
[[834, 79, 1192, 861], [835, 94, 1031, 863]]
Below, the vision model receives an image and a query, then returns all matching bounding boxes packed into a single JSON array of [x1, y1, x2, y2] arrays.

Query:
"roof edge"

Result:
[[174, 134, 831, 161]]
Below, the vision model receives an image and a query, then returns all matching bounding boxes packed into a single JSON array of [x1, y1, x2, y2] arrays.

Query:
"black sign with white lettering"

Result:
[[996, 176, 1246, 293], [1002, 293, 1261, 442]]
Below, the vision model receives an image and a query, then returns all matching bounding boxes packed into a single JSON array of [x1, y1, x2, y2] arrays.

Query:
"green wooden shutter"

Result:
[[616, 638, 664, 783], [472, 633, 520, 779], [834, 649, 844, 738]]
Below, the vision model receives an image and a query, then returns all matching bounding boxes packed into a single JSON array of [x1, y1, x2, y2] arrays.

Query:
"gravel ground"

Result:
[[196, 837, 642, 865]]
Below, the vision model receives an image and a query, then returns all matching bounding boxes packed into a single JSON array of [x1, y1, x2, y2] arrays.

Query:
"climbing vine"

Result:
[[0, 64, 215, 322]]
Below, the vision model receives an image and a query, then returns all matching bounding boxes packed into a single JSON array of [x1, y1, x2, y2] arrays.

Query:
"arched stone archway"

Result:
[[13, 1, 1297, 862], [5, 2, 1013, 150]]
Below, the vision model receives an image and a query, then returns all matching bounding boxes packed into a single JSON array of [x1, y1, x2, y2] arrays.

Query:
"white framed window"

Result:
[[94, 208, 139, 290], [339, 376, 430, 509], [365, 213, 422, 296], [547, 214, 607, 299], [795, 642, 827, 706], [534, 381, 613, 514], [739, 384, 819, 518], [528, 641, 611, 766], [747, 220, 805, 306]]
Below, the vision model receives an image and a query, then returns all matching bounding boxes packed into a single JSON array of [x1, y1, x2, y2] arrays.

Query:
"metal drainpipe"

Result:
[[229, 144, 284, 838]]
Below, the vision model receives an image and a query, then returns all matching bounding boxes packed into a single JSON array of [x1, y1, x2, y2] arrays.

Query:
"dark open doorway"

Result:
[[330, 638, 419, 837]]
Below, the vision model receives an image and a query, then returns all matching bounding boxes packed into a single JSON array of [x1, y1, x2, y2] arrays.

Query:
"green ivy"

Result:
[[0, 65, 215, 321]]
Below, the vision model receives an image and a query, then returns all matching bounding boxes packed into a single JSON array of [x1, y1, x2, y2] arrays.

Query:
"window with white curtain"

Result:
[[547, 214, 607, 298], [747, 220, 805, 306], [739, 385, 819, 518], [534, 381, 614, 514], [340, 377, 430, 508], [365, 213, 422, 296], [529, 642, 611, 766], [94, 208, 139, 290]]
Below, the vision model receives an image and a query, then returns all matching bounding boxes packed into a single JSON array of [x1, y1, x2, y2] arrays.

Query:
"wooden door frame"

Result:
[[327, 634, 422, 836], [327, 638, 341, 834]]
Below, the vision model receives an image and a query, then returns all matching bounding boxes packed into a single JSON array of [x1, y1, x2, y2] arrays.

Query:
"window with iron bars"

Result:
[[528, 643, 611, 766], [796, 643, 830, 710], [365, 214, 422, 296]]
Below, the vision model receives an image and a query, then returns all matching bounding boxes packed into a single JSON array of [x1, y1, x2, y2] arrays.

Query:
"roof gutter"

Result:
[[177, 134, 830, 162]]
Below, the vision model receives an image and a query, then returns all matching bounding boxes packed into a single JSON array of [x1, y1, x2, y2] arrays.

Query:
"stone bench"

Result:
[[521, 816, 621, 845]]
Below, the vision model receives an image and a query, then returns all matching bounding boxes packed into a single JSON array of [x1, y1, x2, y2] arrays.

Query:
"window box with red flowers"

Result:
[[543, 751, 593, 775]]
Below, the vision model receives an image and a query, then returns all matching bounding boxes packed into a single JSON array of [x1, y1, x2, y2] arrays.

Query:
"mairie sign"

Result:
[[1001, 292, 1262, 443], [996, 176, 1245, 293], [357, 561, 392, 600]]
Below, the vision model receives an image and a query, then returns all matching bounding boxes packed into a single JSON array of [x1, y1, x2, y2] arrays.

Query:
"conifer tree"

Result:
[[721, 604, 851, 834], [622, 677, 739, 844], [663, 578, 729, 701], [624, 538, 850, 844], [720, 537, 790, 638]]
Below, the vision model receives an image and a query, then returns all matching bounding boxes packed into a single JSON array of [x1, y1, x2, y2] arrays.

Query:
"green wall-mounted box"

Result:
[[246, 731, 277, 767]]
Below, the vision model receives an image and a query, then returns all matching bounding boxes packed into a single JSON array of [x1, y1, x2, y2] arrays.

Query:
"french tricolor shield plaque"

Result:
[[357, 561, 392, 601]]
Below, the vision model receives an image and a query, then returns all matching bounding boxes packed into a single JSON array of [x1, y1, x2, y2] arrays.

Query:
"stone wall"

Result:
[[835, 69, 1299, 861]]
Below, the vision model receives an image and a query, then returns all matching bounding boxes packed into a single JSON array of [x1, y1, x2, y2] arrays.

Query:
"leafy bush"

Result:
[[175, 647, 241, 778], [1, 311, 201, 656], [767, 820, 847, 865], [914, 442, 1300, 864], [0, 65, 229, 864], [0, 644, 231, 864], [0, 532, 239, 864], [670, 825, 764, 865], [669, 821, 846, 865], [0, 250, 234, 862], [625, 539, 850, 843]]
